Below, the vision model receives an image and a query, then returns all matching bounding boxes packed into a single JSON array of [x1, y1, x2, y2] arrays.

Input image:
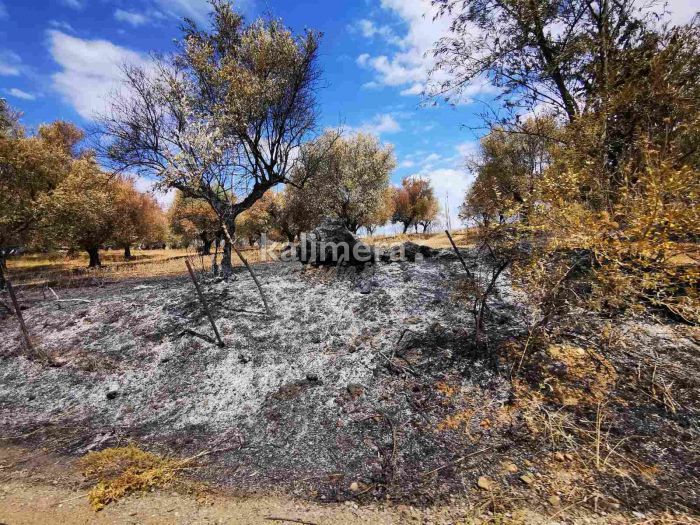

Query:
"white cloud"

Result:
[[352, 19, 403, 46], [655, 0, 698, 26], [0, 1, 7, 19], [47, 30, 151, 120], [0, 50, 21, 76], [133, 175, 175, 208], [356, 113, 402, 136], [153, 0, 214, 25], [399, 159, 415, 169], [6, 88, 36, 100], [348, 0, 495, 103], [420, 168, 473, 228], [356, 53, 371, 67], [455, 141, 479, 159], [61, 0, 85, 10], [400, 83, 423, 96], [352, 0, 452, 96], [114, 9, 150, 27], [49, 20, 75, 32]]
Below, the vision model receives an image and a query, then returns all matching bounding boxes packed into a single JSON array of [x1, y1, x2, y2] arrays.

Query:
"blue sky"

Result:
[[0, 0, 696, 228]]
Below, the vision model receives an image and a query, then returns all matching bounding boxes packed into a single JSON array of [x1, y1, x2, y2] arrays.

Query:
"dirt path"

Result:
[[0, 480, 413, 525]]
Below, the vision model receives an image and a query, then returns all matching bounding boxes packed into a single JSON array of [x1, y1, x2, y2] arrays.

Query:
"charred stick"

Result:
[[445, 230, 473, 279], [6, 280, 32, 352], [185, 258, 225, 348]]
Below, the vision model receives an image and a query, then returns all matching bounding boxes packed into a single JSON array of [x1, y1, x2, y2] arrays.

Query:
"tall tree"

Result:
[[101, 0, 322, 277], [0, 118, 77, 287], [460, 116, 557, 225], [236, 192, 276, 246], [365, 187, 396, 235], [42, 158, 118, 268], [290, 131, 396, 233], [417, 197, 440, 233], [392, 177, 439, 234]]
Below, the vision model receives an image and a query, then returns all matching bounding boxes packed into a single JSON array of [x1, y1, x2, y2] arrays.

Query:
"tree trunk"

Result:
[[200, 235, 213, 256], [0, 254, 6, 290], [123, 245, 132, 259], [87, 246, 101, 268], [402, 223, 410, 234], [220, 221, 234, 278]]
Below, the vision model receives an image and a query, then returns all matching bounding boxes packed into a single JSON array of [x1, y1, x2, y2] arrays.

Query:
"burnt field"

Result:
[[1, 255, 699, 520]]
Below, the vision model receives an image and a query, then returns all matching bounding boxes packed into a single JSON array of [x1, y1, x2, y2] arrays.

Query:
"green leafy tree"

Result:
[[289, 131, 396, 233]]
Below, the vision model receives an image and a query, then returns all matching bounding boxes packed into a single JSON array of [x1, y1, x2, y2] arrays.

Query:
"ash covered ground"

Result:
[[1, 256, 699, 514], [0, 258, 518, 497]]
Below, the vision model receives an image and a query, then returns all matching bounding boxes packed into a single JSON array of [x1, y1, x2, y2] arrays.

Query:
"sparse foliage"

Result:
[[101, 0, 322, 276]]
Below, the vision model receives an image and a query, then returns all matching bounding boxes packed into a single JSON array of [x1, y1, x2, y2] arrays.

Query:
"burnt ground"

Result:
[[0, 257, 699, 521]]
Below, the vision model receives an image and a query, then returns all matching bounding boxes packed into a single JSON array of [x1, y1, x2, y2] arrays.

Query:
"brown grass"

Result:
[[80, 445, 180, 511], [6, 231, 474, 289], [364, 229, 476, 250], [6, 247, 271, 288]]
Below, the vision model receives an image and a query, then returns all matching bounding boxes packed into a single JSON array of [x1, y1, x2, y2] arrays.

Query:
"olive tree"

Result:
[[288, 131, 396, 233], [100, 1, 322, 277]]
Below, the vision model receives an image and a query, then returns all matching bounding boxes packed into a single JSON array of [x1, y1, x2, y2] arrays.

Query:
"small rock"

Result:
[[520, 474, 535, 485], [554, 452, 565, 462], [349, 482, 360, 492], [548, 496, 561, 506], [358, 282, 372, 295], [106, 388, 119, 400], [477, 476, 494, 491], [238, 353, 251, 364], [306, 373, 319, 382], [503, 462, 518, 473]]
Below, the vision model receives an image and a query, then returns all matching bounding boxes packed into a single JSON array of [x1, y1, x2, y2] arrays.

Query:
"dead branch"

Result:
[[221, 224, 272, 317], [421, 448, 490, 477], [446, 230, 473, 278], [265, 518, 318, 525], [184, 259, 225, 348]]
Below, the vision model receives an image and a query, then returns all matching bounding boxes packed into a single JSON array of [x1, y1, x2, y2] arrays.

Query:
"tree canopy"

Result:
[[101, 0, 323, 275]]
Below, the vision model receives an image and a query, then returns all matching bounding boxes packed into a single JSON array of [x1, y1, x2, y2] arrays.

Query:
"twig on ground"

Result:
[[265, 518, 318, 525], [178, 328, 217, 345], [421, 448, 490, 477]]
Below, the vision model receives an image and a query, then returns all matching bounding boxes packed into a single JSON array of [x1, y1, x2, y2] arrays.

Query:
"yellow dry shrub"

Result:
[[80, 445, 179, 511]]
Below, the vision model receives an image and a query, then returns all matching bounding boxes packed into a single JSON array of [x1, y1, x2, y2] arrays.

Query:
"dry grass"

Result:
[[80, 445, 180, 511], [365, 229, 476, 250], [6, 247, 271, 288], [6, 231, 474, 289]]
